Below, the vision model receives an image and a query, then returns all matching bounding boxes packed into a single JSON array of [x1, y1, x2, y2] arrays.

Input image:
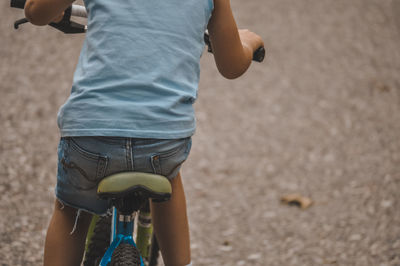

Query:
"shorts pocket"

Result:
[[150, 138, 192, 179], [60, 137, 108, 190]]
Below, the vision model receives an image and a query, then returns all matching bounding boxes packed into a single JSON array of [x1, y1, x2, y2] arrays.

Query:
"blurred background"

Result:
[[1, 0, 399, 265]]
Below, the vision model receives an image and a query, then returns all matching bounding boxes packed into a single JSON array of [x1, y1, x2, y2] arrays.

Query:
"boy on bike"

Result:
[[24, 0, 264, 265]]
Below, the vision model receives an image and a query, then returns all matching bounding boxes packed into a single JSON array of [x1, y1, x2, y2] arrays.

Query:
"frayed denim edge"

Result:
[[55, 197, 110, 235]]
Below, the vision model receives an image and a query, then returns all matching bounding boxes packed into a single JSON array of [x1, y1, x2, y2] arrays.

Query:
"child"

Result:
[[25, 0, 264, 265]]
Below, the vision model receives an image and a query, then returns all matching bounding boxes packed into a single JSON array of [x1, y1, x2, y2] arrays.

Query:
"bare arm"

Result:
[[24, 0, 74, 25], [207, 0, 264, 79]]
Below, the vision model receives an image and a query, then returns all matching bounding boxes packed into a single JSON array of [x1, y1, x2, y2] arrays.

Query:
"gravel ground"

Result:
[[1, 0, 400, 265]]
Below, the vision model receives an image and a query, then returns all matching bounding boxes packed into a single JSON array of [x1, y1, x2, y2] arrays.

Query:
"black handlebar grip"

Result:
[[253, 47, 265, 62], [10, 0, 26, 9]]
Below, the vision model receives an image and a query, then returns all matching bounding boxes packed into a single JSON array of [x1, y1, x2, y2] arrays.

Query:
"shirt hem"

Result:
[[60, 128, 196, 139]]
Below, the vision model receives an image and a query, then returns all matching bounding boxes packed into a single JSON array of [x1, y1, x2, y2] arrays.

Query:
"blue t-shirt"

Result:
[[58, 0, 214, 139]]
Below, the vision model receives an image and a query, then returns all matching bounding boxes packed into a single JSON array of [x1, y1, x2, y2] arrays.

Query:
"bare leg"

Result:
[[43, 200, 93, 266], [151, 172, 191, 266]]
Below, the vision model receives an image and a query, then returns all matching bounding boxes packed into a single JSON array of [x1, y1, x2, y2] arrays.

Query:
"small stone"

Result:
[[392, 240, 400, 249], [219, 245, 233, 252], [370, 242, 380, 256], [266, 164, 276, 173], [248, 253, 262, 260], [263, 211, 277, 218], [380, 200, 392, 208], [349, 234, 362, 241], [323, 153, 335, 162]]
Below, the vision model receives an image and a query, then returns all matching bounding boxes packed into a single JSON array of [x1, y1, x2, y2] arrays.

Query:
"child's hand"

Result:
[[53, 12, 64, 23], [239, 29, 264, 54], [25, 0, 74, 26]]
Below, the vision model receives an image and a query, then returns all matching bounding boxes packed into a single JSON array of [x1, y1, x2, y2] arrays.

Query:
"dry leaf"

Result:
[[371, 80, 391, 93], [281, 194, 313, 209]]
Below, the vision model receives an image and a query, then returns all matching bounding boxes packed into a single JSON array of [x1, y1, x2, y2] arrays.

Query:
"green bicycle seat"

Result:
[[97, 172, 172, 201]]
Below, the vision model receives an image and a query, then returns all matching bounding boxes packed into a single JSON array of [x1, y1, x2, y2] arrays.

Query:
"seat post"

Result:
[[113, 193, 146, 215], [117, 212, 136, 236]]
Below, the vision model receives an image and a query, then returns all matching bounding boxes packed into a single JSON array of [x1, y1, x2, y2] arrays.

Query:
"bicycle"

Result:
[[10, 1, 265, 265]]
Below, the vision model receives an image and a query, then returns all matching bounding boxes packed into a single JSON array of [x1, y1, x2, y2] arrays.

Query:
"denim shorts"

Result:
[[55, 136, 192, 214]]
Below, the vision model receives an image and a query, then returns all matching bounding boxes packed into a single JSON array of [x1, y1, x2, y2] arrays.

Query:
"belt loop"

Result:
[[125, 138, 134, 171], [130, 138, 134, 171]]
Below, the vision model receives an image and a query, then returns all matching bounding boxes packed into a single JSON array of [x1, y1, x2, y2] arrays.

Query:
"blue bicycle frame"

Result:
[[99, 208, 144, 266]]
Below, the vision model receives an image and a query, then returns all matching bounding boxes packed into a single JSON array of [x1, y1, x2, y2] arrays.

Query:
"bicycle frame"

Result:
[[85, 200, 156, 266], [99, 208, 144, 266]]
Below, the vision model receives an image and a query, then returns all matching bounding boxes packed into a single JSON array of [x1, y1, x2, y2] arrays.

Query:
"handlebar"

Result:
[[10, 0, 265, 62], [11, 0, 87, 33]]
